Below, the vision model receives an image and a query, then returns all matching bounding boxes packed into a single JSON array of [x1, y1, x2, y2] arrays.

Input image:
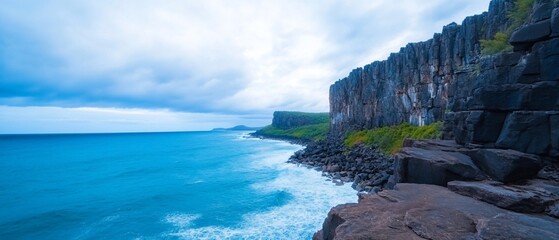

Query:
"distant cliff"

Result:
[[252, 111, 329, 143], [329, 0, 559, 157], [271, 111, 328, 129]]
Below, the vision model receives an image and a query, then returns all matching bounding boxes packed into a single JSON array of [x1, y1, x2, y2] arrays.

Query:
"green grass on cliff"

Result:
[[344, 122, 443, 155], [274, 111, 329, 124], [256, 123, 329, 142], [480, 32, 514, 55], [480, 0, 535, 55]]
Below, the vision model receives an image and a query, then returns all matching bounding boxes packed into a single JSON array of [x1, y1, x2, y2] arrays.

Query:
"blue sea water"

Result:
[[0, 131, 356, 239]]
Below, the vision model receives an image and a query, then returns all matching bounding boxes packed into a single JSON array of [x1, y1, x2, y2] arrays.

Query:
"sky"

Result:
[[0, 0, 492, 133]]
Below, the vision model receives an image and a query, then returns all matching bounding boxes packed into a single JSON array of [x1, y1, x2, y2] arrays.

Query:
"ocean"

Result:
[[0, 131, 356, 239]]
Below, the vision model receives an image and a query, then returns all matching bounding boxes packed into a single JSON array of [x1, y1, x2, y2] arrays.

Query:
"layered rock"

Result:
[[448, 180, 559, 215], [329, 0, 559, 158], [329, 0, 514, 135], [394, 147, 483, 186], [394, 139, 544, 185], [312, 1, 559, 238], [314, 184, 559, 240]]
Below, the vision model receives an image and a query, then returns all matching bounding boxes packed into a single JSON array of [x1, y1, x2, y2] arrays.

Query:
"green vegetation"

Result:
[[509, 0, 536, 28], [344, 122, 443, 155], [480, 0, 535, 55], [480, 32, 513, 55], [256, 123, 329, 142], [272, 111, 329, 129], [274, 111, 329, 123]]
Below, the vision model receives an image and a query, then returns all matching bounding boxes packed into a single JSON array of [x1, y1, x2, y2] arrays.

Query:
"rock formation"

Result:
[[312, 0, 559, 239], [314, 184, 559, 240], [329, 0, 559, 158]]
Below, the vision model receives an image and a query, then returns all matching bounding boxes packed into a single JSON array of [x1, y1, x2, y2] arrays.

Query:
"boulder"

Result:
[[394, 147, 482, 186], [314, 184, 559, 240], [496, 111, 551, 155], [470, 84, 530, 111], [453, 111, 508, 144], [401, 139, 469, 152], [551, 114, 559, 157], [552, 8, 559, 37], [526, 81, 559, 110], [542, 55, 559, 81], [549, 201, 559, 218], [510, 20, 551, 50], [471, 148, 542, 182], [448, 180, 558, 213], [531, 3, 553, 23]]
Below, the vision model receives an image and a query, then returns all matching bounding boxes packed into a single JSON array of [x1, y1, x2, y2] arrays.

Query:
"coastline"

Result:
[[250, 132, 394, 193]]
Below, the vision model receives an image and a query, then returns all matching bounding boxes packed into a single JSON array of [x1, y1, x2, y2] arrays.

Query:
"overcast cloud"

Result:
[[0, 0, 491, 132]]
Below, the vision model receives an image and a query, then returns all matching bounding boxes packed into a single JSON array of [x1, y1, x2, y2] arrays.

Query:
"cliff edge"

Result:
[[315, 0, 559, 239]]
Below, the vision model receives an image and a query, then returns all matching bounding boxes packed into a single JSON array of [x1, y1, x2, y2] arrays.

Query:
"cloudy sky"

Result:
[[0, 0, 491, 133]]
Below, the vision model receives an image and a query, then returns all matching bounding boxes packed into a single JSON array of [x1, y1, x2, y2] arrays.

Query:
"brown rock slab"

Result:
[[315, 184, 559, 240], [477, 214, 559, 240], [405, 208, 476, 240], [448, 180, 558, 213]]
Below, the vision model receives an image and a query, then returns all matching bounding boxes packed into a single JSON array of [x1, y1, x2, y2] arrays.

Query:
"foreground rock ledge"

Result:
[[314, 184, 559, 240]]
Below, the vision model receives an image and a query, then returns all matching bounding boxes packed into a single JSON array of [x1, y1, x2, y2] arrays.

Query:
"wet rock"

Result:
[[549, 201, 559, 218], [288, 139, 393, 192]]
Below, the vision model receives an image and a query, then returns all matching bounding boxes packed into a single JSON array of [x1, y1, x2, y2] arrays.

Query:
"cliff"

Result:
[[271, 111, 328, 129], [252, 111, 329, 143], [329, 0, 559, 158], [330, 0, 512, 133], [313, 0, 559, 239]]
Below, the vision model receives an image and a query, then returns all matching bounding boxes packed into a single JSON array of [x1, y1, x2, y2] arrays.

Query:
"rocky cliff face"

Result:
[[314, 2, 559, 238], [329, 0, 559, 158], [330, 0, 513, 134]]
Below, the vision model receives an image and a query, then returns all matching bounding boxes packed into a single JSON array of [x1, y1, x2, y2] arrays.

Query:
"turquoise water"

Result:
[[0, 131, 356, 239]]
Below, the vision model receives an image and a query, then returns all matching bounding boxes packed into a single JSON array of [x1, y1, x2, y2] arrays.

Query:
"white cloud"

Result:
[[0, 0, 492, 132], [0, 106, 270, 133]]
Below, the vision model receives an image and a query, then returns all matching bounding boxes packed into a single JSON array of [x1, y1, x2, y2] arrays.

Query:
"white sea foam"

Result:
[[166, 144, 357, 239], [165, 214, 201, 228]]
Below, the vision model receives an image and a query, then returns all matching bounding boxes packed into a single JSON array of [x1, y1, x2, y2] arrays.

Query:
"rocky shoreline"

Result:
[[251, 131, 394, 193], [254, 0, 559, 238], [288, 139, 393, 193], [295, 138, 559, 239]]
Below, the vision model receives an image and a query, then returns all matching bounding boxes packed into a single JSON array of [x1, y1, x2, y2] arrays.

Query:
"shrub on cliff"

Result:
[[480, 0, 535, 55], [480, 32, 513, 55], [344, 122, 442, 154]]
